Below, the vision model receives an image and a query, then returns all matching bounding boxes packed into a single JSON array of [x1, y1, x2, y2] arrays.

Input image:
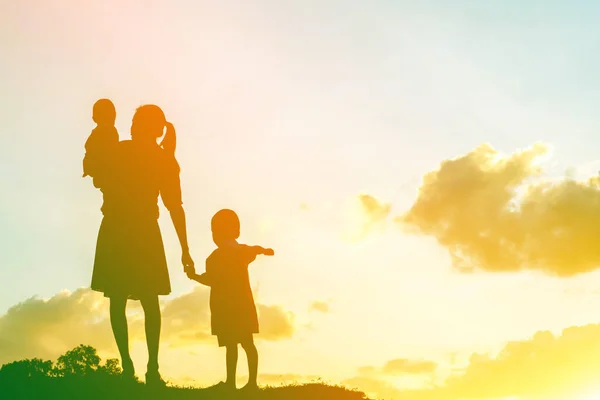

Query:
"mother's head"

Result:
[[131, 104, 166, 142]]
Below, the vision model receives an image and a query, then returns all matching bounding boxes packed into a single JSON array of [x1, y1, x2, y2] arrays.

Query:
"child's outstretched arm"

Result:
[[249, 246, 275, 256], [240, 245, 274, 265], [255, 246, 274, 256]]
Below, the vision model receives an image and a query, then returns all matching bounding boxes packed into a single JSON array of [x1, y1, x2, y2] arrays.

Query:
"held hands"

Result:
[[186, 271, 197, 280], [182, 249, 195, 276]]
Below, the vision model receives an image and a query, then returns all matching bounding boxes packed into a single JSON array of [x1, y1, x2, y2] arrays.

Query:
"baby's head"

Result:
[[211, 209, 240, 247], [92, 99, 116, 126]]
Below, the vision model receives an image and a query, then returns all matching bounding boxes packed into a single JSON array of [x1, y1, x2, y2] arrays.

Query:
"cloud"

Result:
[[345, 194, 391, 240], [256, 304, 295, 341], [0, 287, 296, 365], [438, 323, 600, 399], [309, 301, 330, 313], [160, 289, 295, 345], [382, 358, 437, 376], [357, 357, 438, 379], [157, 287, 212, 348], [345, 358, 437, 399], [359, 194, 391, 225], [0, 288, 114, 365], [357, 365, 378, 376], [349, 323, 600, 400], [398, 142, 600, 277], [6, 287, 600, 399]]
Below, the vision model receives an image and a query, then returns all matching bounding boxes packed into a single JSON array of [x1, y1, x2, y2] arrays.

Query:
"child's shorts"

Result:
[[217, 332, 254, 347]]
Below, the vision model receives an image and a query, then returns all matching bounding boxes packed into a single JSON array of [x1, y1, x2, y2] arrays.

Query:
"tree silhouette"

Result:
[[98, 358, 122, 376], [0, 358, 54, 380], [0, 345, 122, 382], [54, 345, 101, 377]]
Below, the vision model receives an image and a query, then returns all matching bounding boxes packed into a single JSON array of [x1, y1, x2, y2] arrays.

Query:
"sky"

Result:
[[3, 0, 600, 399]]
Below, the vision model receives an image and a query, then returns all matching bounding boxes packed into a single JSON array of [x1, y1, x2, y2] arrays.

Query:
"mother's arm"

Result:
[[161, 154, 195, 275], [170, 205, 194, 273]]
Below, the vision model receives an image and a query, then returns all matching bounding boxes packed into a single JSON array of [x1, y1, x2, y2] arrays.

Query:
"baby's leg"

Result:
[[241, 337, 258, 388], [225, 344, 238, 388]]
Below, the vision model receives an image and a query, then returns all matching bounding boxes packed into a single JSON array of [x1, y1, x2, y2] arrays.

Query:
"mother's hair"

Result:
[[131, 104, 167, 140]]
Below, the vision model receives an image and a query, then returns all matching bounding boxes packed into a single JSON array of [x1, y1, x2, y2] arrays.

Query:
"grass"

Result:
[[1, 375, 372, 400]]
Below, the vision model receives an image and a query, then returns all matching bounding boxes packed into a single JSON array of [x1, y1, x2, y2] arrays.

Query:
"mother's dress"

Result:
[[90, 140, 182, 299]]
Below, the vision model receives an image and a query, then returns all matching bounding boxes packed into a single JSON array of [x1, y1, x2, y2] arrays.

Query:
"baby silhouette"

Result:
[[82, 99, 119, 188]]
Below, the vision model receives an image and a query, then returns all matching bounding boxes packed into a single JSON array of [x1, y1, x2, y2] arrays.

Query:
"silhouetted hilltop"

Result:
[[3, 377, 370, 400], [0, 345, 371, 400]]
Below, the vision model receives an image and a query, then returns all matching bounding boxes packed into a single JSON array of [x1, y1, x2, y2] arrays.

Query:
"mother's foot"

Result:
[[121, 358, 135, 379], [145, 370, 166, 388]]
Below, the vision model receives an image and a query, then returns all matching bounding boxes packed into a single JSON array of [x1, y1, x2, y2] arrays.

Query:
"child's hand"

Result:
[[182, 251, 195, 274], [184, 264, 195, 275], [189, 272, 212, 287], [263, 248, 275, 256]]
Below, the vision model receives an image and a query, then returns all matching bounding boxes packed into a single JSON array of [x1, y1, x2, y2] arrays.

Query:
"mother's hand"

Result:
[[182, 250, 195, 275]]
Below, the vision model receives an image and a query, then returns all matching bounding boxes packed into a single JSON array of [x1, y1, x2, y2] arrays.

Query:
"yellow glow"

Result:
[[580, 393, 600, 400]]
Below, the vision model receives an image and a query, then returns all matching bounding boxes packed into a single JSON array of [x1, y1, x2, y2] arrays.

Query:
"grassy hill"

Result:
[[0, 345, 373, 399], [2, 375, 372, 400]]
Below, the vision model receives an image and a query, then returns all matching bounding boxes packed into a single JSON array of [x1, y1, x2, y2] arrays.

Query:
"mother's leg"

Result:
[[109, 296, 134, 375], [140, 296, 161, 373]]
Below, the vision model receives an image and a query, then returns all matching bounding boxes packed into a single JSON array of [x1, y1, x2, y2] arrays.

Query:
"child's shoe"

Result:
[[240, 382, 259, 393]]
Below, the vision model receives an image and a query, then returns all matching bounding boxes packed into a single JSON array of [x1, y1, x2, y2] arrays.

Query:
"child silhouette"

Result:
[[188, 209, 274, 391], [82, 99, 119, 188]]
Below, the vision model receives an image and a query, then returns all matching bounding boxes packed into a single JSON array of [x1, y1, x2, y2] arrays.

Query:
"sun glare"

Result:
[[580, 392, 600, 400]]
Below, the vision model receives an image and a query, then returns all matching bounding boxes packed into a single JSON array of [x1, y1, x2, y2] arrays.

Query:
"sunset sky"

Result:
[[4, 1, 600, 399]]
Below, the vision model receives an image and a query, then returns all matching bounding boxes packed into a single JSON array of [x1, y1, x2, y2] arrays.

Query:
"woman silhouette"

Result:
[[90, 105, 194, 385]]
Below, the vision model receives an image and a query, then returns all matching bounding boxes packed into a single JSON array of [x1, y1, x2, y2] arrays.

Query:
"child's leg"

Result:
[[241, 337, 258, 387], [225, 344, 238, 387]]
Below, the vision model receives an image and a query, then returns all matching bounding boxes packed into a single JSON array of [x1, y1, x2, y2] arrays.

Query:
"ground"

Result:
[[2, 375, 372, 400]]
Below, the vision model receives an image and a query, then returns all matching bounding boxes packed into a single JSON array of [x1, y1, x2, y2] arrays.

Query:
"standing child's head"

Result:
[[92, 99, 116, 126], [211, 209, 240, 246]]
